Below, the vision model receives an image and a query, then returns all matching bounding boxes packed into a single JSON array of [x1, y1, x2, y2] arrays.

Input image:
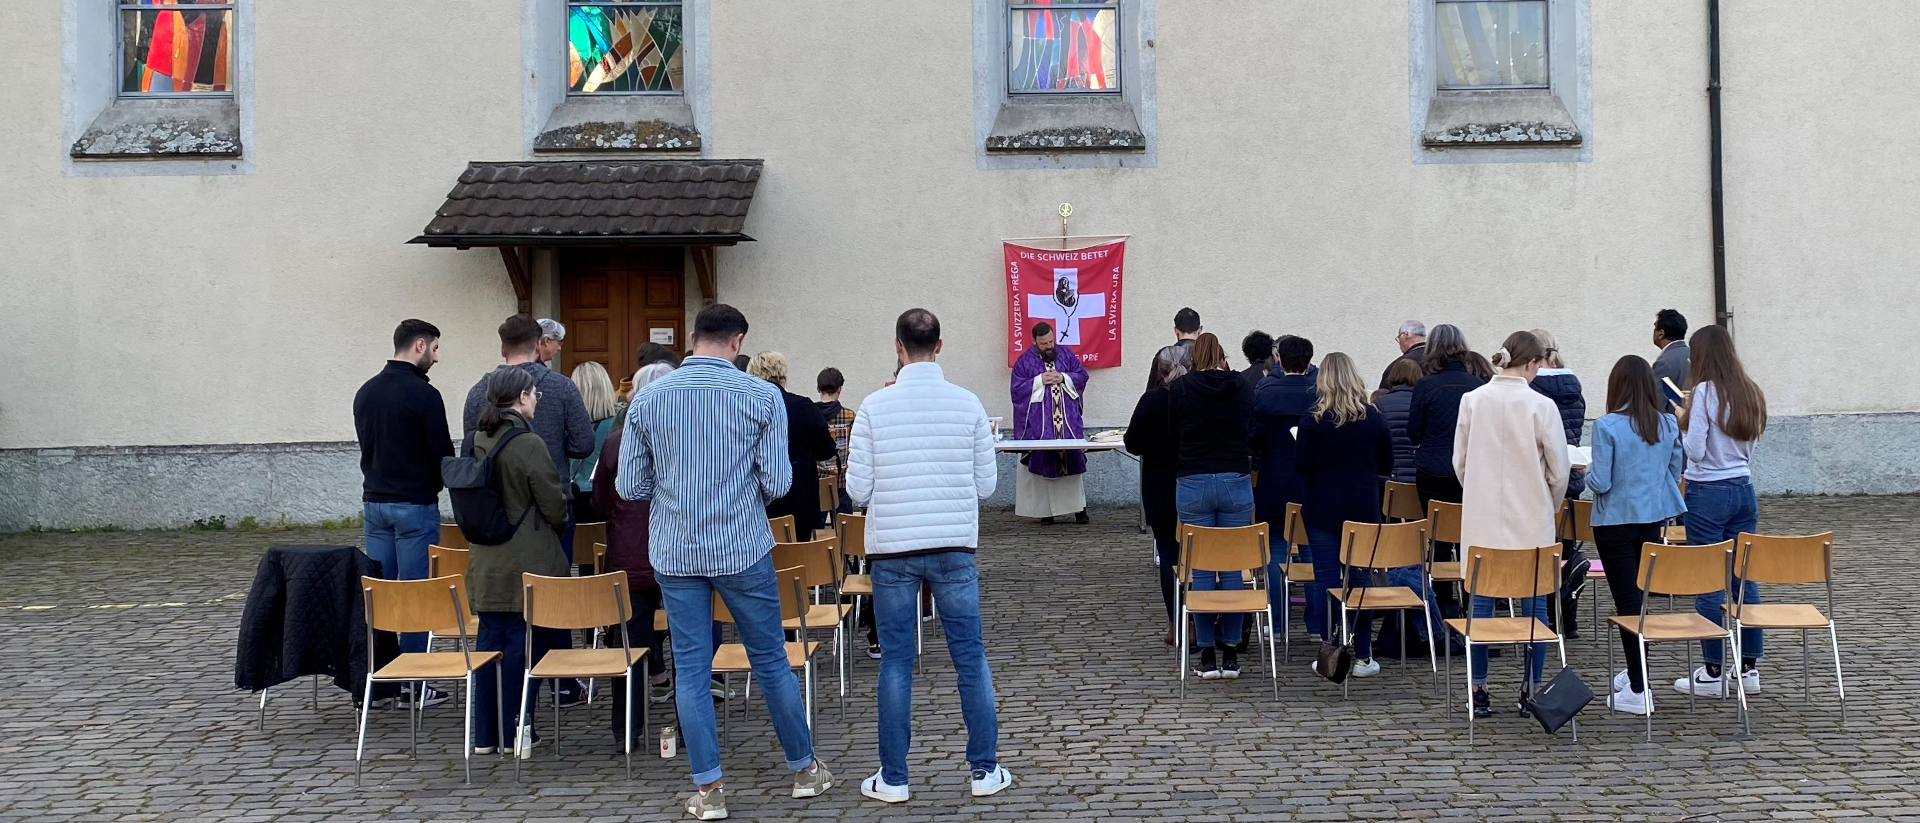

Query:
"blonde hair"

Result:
[[1528, 328, 1565, 368], [747, 350, 789, 386], [1310, 352, 1372, 426], [570, 360, 616, 420]]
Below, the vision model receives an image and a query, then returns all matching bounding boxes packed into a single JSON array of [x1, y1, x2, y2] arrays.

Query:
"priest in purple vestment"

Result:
[[1010, 323, 1090, 524]]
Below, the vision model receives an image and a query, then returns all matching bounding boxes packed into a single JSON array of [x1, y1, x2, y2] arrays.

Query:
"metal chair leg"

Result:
[[259, 684, 269, 731], [1639, 637, 1654, 742], [462, 673, 473, 784], [1829, 623, 1846, 724], [354, 676, 374, 787], [624, 664, 635, 781]]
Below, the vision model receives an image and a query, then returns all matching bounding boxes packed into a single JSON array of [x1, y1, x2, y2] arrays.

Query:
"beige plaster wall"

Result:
[[0, 0, 1908, 452]]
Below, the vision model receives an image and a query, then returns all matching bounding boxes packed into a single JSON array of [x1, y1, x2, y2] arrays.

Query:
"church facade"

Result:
[[4, 0, 1917, 528]]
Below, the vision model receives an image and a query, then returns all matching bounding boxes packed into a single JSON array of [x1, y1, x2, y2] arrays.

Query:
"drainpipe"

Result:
[[1707, 0, 1731, 331]]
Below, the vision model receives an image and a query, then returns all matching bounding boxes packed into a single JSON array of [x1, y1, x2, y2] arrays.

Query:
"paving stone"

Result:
[[0, 496, 1914, 821]]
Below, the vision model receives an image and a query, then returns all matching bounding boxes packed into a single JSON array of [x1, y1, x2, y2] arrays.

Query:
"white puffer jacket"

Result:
[[846, 361, 997, 555]]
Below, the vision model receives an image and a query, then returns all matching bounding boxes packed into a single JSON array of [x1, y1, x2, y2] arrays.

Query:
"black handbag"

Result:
[[1520, 536, 1593, 733]]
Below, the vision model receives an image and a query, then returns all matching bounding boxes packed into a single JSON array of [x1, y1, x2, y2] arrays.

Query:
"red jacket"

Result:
[[590, 427, 656, 590]]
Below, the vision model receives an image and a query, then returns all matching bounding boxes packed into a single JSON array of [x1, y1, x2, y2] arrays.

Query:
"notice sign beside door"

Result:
[[649, 328, 674, 346]]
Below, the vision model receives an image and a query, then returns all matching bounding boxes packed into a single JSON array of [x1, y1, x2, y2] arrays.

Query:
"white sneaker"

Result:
[[1607, 686, 1653, 716], [1612, 669, 1631, 693], [1673, 666, 1727, 697], [861, 771, 910, 804], [1739, 668, 1761, 694], [971, 766, 1013, 797], [513, 724, 541, 759], [1351, 658, 1382, 678]]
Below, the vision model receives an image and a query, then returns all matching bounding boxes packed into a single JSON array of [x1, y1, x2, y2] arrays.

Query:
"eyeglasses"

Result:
[[530, 390, 544, 400]]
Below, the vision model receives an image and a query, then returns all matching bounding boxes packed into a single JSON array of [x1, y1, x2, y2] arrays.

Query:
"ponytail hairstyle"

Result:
[[1528, 328, 1565, 369], [476, 366, 536, 434], [1488, 330, 1547, 371], [1684, 325, 1767, 440], [1147, 344, 1190, 390]]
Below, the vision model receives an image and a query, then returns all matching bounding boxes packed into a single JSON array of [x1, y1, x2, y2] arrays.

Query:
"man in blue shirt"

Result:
[[618, 303, 834, 819]]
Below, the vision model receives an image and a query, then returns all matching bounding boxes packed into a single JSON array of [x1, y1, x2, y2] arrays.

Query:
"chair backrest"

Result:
[[1180, 523, 1270, 580], [590, 541, 609, 571], [1340, 520, 1429, 570], [1459, 545, 1560, 599], [1734, 532, 1834, 585], [769, 515, 797, 544], [771, 537, 841, 591], [1556, 499, 1594, 542], [817, 475, 839, 513], [711, 566, 808, 627], [523, 571, 631, 631], [573, 522, 608, 563], [1381, 481, 1424, 522], [837, 512, 867, 557], [427, 544, 469, 580], [437, 522, 469, 550], [1426, 500, 1463, 545], [1636, 540, 1733, 597], [362, 575, 470, 635], [1282, 502, 1309, 548]]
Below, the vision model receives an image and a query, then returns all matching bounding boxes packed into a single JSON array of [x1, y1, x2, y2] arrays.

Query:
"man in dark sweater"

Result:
[[461, 314, 594, 706], [352, 319, 455, 707]]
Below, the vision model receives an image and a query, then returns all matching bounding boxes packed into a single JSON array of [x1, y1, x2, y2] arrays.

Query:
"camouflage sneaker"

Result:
[[684, 786, 727, 820], [791, 760, 834, 798]]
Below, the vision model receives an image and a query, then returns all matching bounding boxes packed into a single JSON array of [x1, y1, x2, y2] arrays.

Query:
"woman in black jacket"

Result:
[[1372, 357, 1422, 484], [748, 351, 836, 541], [1405, 325, 1485, 618], [1167, 333, 1257, 679], [1125, 345, 1189, 646], [1527, 328, 1591, 636], [1295, 353, 1395, 678]]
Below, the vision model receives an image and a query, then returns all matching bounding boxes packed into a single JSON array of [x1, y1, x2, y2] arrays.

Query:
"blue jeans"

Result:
[[1686, 476, 1764, 665], [658, 554, 815, 787], [473, 612, 538, 749], [1467, 595, 1551, 687], [1384, 565, 1443, 643], [1265, 516, 1326, 642], [362, 501, 440, 653], [1175, 473, 1254, 648], [872, 551, 998, 786], [1306, 525, 1373, 661]]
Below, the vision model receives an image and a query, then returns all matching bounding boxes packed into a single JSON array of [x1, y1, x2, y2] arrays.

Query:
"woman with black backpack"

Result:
[[464, 366, 570, 758]]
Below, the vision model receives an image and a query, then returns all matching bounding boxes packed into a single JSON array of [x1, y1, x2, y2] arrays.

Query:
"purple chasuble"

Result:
[[1010, 345, 1090, 477]]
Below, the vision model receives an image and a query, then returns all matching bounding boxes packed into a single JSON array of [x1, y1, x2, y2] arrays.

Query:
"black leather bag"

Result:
[[1316, 640, 1353, 684], [1520, 539, 1592, 733]]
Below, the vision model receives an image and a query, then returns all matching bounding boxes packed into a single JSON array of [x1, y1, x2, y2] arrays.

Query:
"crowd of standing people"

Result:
[[1120, 307, 1769, 718], [348, 297, 1769, 817]]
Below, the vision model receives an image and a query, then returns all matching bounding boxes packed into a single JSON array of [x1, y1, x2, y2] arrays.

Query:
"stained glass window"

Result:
[[568, 1, 685, 94], [1436, 0, 1549, 89], [119, 1, 234, 96], [1008, 1, 1120, 94]]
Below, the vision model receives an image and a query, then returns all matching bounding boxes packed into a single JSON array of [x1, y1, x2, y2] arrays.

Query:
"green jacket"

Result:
[[467, 411, 570, 613]]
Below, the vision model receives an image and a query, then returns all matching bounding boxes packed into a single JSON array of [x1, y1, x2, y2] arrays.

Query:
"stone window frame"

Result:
[[63, 0, 256, 176], [1408, 0, 1592, 165], [974, 0, 1158, 171], [523, 0, 710, 156]]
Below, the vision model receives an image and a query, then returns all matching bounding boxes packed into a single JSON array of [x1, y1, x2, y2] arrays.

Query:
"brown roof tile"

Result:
[[413, 160, 762, 245]]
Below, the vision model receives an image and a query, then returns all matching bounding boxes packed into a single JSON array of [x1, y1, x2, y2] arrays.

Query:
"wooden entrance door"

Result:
[[558, 248, 685, 384]]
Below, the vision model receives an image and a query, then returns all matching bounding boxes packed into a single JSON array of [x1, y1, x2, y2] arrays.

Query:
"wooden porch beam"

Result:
[[690, 246, 717, 305], [498, 246, 533, 315]]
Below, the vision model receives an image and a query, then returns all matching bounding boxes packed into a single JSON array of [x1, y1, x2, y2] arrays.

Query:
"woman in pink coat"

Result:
[[1453, 331, 1571, 718]]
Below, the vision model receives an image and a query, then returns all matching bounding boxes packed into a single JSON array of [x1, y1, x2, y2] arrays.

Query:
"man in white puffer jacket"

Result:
[[847, 308, 1012, 804]]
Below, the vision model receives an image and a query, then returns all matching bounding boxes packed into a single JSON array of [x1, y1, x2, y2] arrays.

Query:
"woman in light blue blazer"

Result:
[[1585, 355, 1686, 717]]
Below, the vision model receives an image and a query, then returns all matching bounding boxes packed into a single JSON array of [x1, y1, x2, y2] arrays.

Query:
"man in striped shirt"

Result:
[[616, 303, 834, 818]]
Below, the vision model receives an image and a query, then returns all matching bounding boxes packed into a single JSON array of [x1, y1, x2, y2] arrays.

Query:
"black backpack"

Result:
[[442, 427, 533, 545]]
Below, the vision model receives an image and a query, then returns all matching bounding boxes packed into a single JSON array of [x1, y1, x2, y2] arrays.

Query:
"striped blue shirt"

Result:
[[615, 356, 792, 577]]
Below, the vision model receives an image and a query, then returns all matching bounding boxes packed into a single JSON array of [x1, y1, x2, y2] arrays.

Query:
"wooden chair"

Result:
[[772, 537, 852, 703], [1730, 531, 1844, 730], [437, 523, 469, 550], [1381, 481, 1424, 522], [517, 571, 647, 780], [817, 475, 840, 516], [1553, 499, 1602, 634], [1332, 520, 1437, 696], [711, 566, 823, 741], [1426, 500, 1465, 585], [355, 575, 500, 785], [1441, 545, 1570, 744], [424, 545, 480, 648], [1606, 540, 1740, 740], [769, 515, 797, 544], [572, 522, 608, 569], [836, 513, 872, 645], [1176, 523, 1278, 701], [1275, 502, 1316, 662]]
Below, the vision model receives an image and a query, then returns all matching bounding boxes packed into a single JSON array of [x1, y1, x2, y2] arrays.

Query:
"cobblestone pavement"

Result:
[[1, 495, 1914, 822]]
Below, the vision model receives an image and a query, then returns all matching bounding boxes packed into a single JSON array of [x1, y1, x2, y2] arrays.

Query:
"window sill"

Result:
[[69, 98, 242, 158], [1420, 90, 1581, 148], [985, 95, 1146, 153], [534, 96, 703, 153]]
